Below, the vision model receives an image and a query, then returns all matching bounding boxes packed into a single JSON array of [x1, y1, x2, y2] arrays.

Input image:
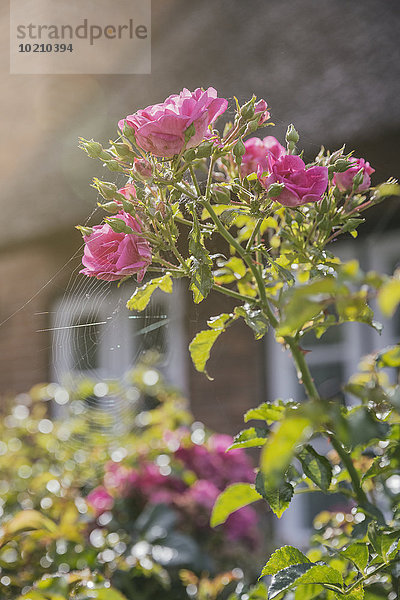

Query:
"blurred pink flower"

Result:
[[119, 87, 228, 158], [87, 486, 114, 515]]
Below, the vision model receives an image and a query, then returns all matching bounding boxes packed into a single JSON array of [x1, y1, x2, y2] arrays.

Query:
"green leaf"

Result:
[[268, 563, 343, 599], [277, 299, 324, 336], [184, 122, 196, 143], [229, 426, 269, 449], [344, 407, 390, 449], [210, 483, 261, 527], [340, 585, 364, 600], [0, 510, 57, 546], [295, 584, 323, 600], [235, 304, 269, 339], [376, 344, 400, 368], [367, 523, 400, 562], [92, 590, 129, 600], [261, 545, 310, 576], [244, 402, 285, 425], [255, 472, 294, 518], [298, 445, 332, 491], [189, 319, 228, 376], [340, 543, 369, 573], [127, 275, 173, 311], [261, 416, 311, 488], [189, 212, 213, 303], [378, 278, 400, 317]]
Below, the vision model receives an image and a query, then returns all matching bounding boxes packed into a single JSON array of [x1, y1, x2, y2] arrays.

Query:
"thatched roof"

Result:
[[1, 0, 399, 247]]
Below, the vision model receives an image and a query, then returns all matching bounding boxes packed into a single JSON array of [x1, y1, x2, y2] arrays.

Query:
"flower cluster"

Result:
[[79, 86, 376, 287], [87, 431, 259, 545]]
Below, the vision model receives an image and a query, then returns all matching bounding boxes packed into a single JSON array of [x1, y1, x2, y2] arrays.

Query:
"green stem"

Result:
[[189, 164, 202, 197], [205, 156, 216, 200], [329, 436, 370, 508], [212, 284, 255, 304], [345, 560, 396, 594], [285, 336, 319, 401], [246, 217, 264, 252], [286, 335, 370, 510], [201, 197, 278, 326]]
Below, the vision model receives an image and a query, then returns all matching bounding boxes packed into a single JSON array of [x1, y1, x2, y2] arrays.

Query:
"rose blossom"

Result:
[[119, 87, 228, 158], [80, 211, 151, 282], [87, 486, 114, 515], [333, 157, 375, 192], [258, 154, 328, 207], [241, 135, 286, 177]]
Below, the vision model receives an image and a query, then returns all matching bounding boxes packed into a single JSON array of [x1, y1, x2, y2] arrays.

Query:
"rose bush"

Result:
[[5, 87, 399, 599]]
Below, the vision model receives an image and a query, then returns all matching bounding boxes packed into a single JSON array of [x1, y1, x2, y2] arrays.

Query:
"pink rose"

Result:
[[241, 136, 286, 177], [333, 157, 375, 192], [80, 211, 151, 282], [258, 154, 328, 207], [119, 87, 228, 158], [254, 99, 270, 125], [87, 486, 114, 515]]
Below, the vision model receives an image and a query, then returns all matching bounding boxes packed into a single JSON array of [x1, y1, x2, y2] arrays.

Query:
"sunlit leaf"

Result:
[[262, 545, 310, 576], [127, 274, 173, 311], [298, 445, 332, 492], [377, 278, 400, 317], [210, 483, 261, 527], [255, 472, 294, 518], [268, 563, 343, 599]]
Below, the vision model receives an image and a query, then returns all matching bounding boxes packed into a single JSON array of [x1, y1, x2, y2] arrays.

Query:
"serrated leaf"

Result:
[[268, 563, 343, 599], [189, 328, 224, 376], [244, 402, 285, 424], [127, 275, 173, 311], [189, 213, 213, 303], [262, 545, 310, 576], [229, 426, 269, 449], [298, 445, 332, 491], [255, 472, 294, 518], [340, 543, 369, 573], [210, 483, 261, 527]]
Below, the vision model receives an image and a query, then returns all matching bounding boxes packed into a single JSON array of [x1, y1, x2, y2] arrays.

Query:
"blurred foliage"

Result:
[[0, 367, 263, 599]]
